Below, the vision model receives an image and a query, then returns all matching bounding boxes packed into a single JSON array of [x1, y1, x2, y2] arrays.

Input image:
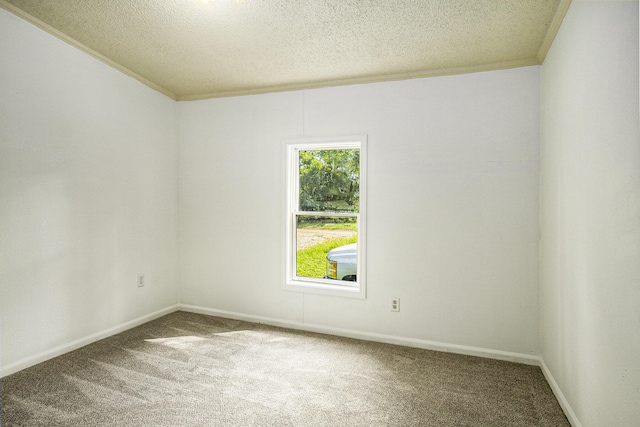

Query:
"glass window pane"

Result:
[[298, 149, 360, 213], [295, 215, 357, 281]]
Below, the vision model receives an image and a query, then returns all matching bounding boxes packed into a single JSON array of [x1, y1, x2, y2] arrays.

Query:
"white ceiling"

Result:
[[1, 0, 570, 100]]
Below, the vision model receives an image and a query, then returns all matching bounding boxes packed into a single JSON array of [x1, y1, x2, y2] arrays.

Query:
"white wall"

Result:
[[540, 1, 640, 426], [0, 9, 179, 370], [179, 66, 541, 357], [178, 92, 304, 321], [9, 4, 639, 423]]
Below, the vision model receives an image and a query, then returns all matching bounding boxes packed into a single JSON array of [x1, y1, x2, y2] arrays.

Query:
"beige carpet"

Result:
[[1, 311, 569, 426]]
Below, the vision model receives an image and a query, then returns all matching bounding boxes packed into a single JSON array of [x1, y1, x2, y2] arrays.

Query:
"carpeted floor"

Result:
[[1, 311, 569, 426]]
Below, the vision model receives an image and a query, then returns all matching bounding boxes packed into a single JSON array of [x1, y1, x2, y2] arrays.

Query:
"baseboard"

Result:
[[0, 304, 180, 378], [178, 304, 541, 366], [2, 302, 580, 426], [539, 358, 582, 427]]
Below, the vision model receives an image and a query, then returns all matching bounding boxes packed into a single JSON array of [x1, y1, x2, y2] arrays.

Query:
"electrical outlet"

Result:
[[137, 274, 145, 287], [391, 298, 400, 312]]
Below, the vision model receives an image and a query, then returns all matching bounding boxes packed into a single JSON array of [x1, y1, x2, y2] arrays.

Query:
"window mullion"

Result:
[[294, 211, 359, 219]]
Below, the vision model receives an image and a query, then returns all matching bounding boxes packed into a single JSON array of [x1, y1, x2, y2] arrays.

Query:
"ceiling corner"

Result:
[[537, 0, 572, 63]]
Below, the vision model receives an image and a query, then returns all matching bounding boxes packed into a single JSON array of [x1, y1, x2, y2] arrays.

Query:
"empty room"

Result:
[[1, 0, 638, 426]]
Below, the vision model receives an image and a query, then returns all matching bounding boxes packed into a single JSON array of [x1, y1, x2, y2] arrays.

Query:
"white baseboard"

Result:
[[0, 304, 180, 378], [184, 304, 586, 425], [540, 358, 582, 427], [178, 304, 541, 366], [2, 302, 581, 427]]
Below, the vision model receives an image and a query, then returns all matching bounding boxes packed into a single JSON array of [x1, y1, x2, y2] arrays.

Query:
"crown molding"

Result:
[[1, 0, 560, 103], [178, 58, 540, 101], [538, 0, 572, 63], [0, 0, 178, 100]]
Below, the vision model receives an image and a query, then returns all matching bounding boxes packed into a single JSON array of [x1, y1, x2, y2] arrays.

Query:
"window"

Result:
[[284, 136, 367, 298]]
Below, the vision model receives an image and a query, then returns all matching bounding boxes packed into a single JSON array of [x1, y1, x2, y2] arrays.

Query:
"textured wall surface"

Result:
[[540, 1, 640, 425], [178, 66, 541, 357], [2, 0, 563, 99], [0, 9, 180, 368]]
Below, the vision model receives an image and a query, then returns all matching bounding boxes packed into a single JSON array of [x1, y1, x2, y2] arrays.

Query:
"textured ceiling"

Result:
[[1, 0, 570, 100]]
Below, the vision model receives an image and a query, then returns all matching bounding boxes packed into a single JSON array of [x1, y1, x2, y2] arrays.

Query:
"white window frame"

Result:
[[283, 135, 367, 299]]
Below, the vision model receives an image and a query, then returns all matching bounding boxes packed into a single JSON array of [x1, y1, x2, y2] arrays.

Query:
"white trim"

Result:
[[0, 1, 558, 102], [283, 136, 367, 299], [540, 358, 582, 427], [0, 1, 178, 100], [537, 0, 572, 63], [0, 305, 180, 378], [2, 301, 581, 426], [178, 304, 540, 366], [177, 59, 541, 101]]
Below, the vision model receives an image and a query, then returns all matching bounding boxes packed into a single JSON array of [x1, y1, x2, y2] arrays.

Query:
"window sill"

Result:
[[283, 278, 365, 299]]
